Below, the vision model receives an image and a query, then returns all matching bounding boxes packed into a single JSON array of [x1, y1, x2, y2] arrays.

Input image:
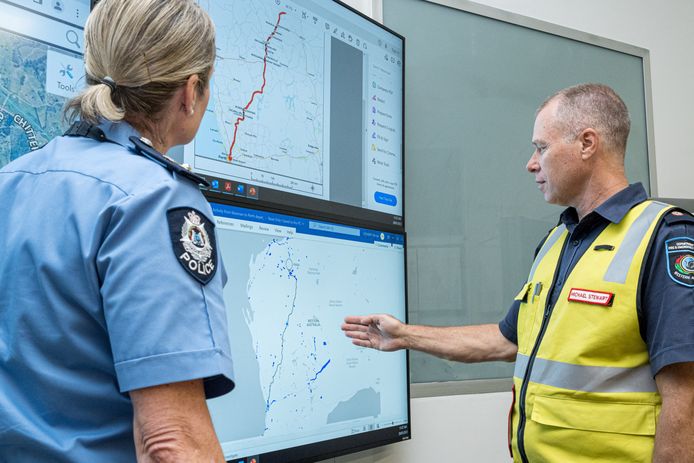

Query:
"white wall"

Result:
[[342, 0, 381, 21], [323, 1, 694, 462]]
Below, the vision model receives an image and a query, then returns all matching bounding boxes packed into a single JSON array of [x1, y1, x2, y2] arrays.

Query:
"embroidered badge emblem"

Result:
[[666, 237, 694, 287], [167, 207, 217, 284]]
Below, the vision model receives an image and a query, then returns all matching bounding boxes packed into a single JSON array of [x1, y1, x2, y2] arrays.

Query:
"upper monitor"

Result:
[[0, 0, 88, 168], [188, 0, 404, 229]]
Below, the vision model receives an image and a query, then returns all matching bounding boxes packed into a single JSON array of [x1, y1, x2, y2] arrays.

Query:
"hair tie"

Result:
[[101, 76, 117, 92]]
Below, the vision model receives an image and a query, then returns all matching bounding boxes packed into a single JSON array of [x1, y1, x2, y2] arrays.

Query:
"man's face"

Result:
[[527, 99, 585, 206]]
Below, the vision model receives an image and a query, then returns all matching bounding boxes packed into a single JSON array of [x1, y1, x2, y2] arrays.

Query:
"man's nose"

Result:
[[526, 151, 539, 173]]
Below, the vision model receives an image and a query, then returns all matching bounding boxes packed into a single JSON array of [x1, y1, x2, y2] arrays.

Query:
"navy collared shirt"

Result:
[[500, 183, 694, 376]]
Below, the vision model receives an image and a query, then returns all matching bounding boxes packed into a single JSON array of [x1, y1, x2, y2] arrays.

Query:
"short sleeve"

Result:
[[640, 211, 694, 376], [497, 230, 551, 347], [499, 299, 520, 345], [97, 179, 234, 397]]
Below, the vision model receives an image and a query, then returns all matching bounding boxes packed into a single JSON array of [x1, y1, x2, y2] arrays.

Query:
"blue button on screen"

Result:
[[374, 192, 397, 206]]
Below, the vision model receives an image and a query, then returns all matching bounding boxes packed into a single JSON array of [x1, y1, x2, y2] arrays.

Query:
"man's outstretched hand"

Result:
[[341, 314, 407, 352]]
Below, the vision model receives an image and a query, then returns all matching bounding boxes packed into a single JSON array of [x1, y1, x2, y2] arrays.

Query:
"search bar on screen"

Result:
[[308, 221, 361, 237], [0, 1, 83, 54]]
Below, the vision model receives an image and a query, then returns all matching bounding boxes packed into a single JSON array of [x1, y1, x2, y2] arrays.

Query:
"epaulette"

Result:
[[662, 207, 694, 226], [129, 136, 210, 187]]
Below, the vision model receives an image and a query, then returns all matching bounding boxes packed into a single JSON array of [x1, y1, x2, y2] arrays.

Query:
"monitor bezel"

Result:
[[205, 191, 411, 463], [188, 0, 406, 231]]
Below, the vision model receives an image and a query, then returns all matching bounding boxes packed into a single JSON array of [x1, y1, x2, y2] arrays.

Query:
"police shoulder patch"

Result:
[[167, 207, 217, 285], [665, 237, 694, 287]]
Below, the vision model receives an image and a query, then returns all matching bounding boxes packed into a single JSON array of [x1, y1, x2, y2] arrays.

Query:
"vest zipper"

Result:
[[516, 239, 568, 463]]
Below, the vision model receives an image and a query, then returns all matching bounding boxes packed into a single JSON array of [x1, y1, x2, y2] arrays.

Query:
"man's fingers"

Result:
[[341, 322, 370, 332], [344, 315, 372, 325], [343, 330, 370, 341], [351, 339, 373, 348]]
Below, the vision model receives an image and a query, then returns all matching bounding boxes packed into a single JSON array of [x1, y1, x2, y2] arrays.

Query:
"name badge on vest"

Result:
[[568, 288, 614, 307]]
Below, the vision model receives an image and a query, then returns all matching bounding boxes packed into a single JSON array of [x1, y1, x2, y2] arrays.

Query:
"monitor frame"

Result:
[[205, 191, 412, 463], [189, 0, 406, 231]]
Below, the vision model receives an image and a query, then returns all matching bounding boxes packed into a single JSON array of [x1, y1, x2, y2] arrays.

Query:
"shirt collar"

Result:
[[559, 183, 648, 229], [96, 120, 142, 149]]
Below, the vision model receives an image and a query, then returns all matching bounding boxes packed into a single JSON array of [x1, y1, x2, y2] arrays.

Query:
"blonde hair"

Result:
[[66, 0, 215, 125]]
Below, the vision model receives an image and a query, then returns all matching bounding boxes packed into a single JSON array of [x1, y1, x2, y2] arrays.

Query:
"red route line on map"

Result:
[[227, 11, 286, 162]]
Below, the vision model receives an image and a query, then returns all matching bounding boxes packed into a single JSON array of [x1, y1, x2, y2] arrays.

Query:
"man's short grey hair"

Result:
[[538, 83, 631, 155]]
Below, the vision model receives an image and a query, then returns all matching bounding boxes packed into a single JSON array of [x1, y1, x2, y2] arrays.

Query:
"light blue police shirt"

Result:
[[0, 121, 235, 462]]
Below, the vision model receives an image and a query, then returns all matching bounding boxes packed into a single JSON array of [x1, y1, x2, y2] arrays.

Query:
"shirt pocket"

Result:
[[514, 282, 532, 303], [530, 395, 656, 436], [515, 282, 541, 354]]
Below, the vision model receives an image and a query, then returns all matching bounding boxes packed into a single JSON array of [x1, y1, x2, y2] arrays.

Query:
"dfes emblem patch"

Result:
[[665, 237, 694, 287], [167, 207, 217, 284]]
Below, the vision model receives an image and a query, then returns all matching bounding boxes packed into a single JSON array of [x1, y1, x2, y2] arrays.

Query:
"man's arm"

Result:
[[653, 362, 694, 463], [342, 314, 517, 362], [130, 379, 224, 463]]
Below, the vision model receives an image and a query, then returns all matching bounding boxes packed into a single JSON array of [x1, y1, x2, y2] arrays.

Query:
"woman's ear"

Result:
[[183, 74, 200, 116]]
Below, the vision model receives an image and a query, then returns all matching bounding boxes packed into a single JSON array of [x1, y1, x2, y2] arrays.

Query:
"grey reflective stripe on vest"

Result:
[[527, 224, 567, 281], [603, 201, 670, 284], [514, 353, 657, 393]]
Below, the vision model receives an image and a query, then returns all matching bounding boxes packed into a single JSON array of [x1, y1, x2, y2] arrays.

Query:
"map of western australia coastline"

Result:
[[245, 237, 382, 435]]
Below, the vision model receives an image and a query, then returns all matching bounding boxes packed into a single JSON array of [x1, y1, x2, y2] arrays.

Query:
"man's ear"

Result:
[[579, 128, 598, 160], [182, 74, 200, 115]]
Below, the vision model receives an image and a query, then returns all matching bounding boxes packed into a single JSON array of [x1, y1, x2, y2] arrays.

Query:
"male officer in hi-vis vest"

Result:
[[342, 83, 694, 462]]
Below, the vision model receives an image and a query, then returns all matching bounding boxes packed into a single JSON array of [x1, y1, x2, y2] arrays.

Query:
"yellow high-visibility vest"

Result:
[[510, 200, 672, 463]]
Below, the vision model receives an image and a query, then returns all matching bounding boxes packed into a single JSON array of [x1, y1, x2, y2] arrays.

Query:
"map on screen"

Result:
[[0, 0, 87, 168], [207, 203, 409, 461], [197, 1, 325, 196], [190, 0, 404, 218]]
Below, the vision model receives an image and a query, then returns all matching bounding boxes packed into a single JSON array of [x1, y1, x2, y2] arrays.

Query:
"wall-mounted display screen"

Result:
[[0, 0, 88, 168], [188, 0, 404, 229], [207, 201, 410, 462]]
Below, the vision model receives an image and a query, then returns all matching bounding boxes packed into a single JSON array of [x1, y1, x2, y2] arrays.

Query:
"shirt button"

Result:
[[556, 279, 563, 287], [572, 240, 580, 246]]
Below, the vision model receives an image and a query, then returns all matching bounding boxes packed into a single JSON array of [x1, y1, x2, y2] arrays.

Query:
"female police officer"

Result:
[[0, 0, 234, 461]]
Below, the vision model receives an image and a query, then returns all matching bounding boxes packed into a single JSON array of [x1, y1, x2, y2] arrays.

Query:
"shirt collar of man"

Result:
[[559, 183, 648, 233]]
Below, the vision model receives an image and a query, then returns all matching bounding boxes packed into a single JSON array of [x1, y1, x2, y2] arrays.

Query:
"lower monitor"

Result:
[[207, 200, 410, 462]]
